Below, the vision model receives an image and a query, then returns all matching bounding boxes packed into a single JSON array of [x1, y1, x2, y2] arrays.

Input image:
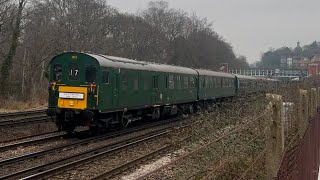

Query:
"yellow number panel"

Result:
[[58, 86, 87, 110]]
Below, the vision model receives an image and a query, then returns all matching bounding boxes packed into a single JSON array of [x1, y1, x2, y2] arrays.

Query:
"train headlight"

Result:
[[90, 83, 96, 93], [50, 82, 56, 90]]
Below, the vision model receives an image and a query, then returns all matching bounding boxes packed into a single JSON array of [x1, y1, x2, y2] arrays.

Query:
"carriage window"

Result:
[[85, 67, 96, 83], [102, 71, 109, 84], [204, 77, 208, 88], [133, 76, 138, 90], [184, 77, 188, 89], [214, 78, 217, 88], [202, 78, 206, 88], [206, 77, 210, 88], [211, 77, 215, 88], [53, 64, 62, 81], [152, 76, 158, 89], [169, 75, 174, 89], [144, 77, 149, 90], [224, 78, 228, 87], [176, 76, 181, 89], [190, 77, 195, 88], [165, 77, 168, 89], [122, 74, 128, 90]]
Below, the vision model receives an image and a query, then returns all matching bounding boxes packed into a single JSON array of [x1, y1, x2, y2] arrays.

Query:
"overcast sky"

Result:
[[106, 0, 319, 63]]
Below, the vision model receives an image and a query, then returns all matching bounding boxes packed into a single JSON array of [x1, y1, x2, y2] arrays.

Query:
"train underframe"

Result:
[[47, 97, 232, 134]]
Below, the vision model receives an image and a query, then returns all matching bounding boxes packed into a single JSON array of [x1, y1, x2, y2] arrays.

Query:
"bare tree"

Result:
[[0, 0, 14, 57], [0, 0, 27, 94], [0, 0, 249, 100]]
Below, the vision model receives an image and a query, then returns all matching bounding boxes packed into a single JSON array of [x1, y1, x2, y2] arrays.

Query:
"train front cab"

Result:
[[47, 53, 99, 133]]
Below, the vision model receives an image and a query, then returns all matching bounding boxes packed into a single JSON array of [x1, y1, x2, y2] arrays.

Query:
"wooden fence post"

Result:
[[317, 87, 320, 109], [311, 88, 317, 115], [308, 88, 317, 117], [298, 90, 309, 138], [265, 94, 285, 180]]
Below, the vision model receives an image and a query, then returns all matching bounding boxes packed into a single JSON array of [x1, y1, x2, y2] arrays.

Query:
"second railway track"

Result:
[[18, 130, 168, 180], [0, 131, 64, 152], [0, 110, 52, 127], [0, 116, 187, 179], [0, 110, 44, 119], [91, 136, 192, 180]]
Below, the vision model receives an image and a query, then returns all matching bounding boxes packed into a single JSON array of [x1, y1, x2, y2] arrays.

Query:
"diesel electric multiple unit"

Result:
[[46, 52, 278, 133]]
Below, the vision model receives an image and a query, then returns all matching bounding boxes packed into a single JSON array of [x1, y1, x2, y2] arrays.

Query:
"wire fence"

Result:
[[139, 84, 320, 180], [275, 109, 320, 180]]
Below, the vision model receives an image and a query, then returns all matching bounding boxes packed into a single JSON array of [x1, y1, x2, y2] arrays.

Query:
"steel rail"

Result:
[[0, 117, 183, 167], [0, 116, 52, 127], [91, 145, 172, 180], [0, 130, 61, 144], [3, 130, 169, 180], [0, 110, 45, 118], [0, 132, 65, 152]]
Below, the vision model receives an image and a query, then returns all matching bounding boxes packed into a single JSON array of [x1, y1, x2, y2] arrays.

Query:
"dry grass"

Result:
[[148, 80, 317, 180], [185, 96, 267, 179], [145, 94, 269, 180], [0, 92, 47, 112]]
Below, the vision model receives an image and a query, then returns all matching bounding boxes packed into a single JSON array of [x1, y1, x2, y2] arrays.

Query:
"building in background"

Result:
[[297, 58, 310, 70], [308, 64, 318, 77]]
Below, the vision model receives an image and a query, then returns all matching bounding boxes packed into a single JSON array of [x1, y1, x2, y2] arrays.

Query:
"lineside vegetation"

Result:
[[0, 0, 249, 106]]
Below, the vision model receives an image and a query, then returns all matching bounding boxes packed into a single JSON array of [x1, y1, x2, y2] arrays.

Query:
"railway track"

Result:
[[0, 110, 52, 127], [0, 110, 44, 119], [91, 144, 172, 180], [0, 117, 185, 179], [0, 130, 61, 144], [0, 131, 64, 152], [91, 135, 192, 180], [19, 130, 168, 180]]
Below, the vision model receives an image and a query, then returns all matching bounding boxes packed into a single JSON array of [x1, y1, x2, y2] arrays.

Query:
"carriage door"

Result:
[[112, 71, 119, 107], [101, 70, 113, 109], [152, 75, 159, 104]]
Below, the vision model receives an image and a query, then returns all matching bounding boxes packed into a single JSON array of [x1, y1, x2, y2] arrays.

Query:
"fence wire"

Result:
[[275, 109, 320, 180]]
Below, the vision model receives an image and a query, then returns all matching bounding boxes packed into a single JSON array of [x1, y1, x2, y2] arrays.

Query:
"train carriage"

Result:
[[234, 75, 259, 94], [47, 52, 279, 133], [47, 52, 198, 133], [196, 69, 237, 102]]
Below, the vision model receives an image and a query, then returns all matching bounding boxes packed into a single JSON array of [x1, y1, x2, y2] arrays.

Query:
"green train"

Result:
[[46, 52, 277, 133]]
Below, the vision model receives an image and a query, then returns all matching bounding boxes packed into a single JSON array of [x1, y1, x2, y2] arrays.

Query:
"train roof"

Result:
[[87, 53, 198, 75], [267, 79, 280, 81], [251, 77, 280, 81], [51, 52, 240, 78], [234, 74, 258, 80], [195, 69, 236, 78]]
